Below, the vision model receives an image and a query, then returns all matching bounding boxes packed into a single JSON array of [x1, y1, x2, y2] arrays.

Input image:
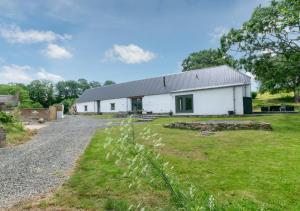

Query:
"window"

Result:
[[84, 105, 88, 112], [110, 103, 115, 111], [175, 95, 193, 113]]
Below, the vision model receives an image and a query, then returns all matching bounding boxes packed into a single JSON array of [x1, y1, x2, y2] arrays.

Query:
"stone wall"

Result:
[[164, 120, 272, 131], [20, 108, 51, 121]]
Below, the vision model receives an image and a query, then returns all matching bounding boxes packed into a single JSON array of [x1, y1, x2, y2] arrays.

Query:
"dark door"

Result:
[[131, 97, 143, 112], [97, 100, 100, 114], [243, 97, 252, 114], [175, 95, 193, 113]]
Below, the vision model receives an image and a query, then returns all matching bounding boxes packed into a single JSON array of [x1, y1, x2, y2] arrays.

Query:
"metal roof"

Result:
[[77, 65, 251, 103]]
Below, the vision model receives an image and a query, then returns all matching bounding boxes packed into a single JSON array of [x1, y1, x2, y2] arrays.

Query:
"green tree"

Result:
[[221, 0, 300, 102], [103, 80, 116, 86], [0, 84, 42, 108], [89, 81, 101, 88], [77, 78, 90, 94], [181, 49, 237, 72], [27, 80, 55, 107]]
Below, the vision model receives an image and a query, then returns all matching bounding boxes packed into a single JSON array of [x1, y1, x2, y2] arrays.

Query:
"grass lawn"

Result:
[[25, 113, 300, 210], [253, 92, 300, 112]]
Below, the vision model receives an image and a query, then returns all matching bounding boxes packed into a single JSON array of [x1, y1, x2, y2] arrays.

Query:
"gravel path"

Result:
[[0, 115, 110, 208]]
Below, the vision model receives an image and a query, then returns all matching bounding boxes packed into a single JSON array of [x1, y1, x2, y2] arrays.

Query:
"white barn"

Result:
[[76, 65, 252, 115]]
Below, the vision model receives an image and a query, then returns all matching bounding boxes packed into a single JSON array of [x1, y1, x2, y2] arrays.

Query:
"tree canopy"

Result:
[[221, 0, 300, 101], [181, 49, 237, 72], [0, 78, 112, 112], [103, 80, 116, 86]]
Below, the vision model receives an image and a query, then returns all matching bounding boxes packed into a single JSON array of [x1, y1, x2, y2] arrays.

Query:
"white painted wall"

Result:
[[76, 85, 249, 115], [100, 98, 130, 113], [76, 101, 96, 113], [142, 94, 172, 113], [171, 86, 245, 115], [243, 85, 251, 97]]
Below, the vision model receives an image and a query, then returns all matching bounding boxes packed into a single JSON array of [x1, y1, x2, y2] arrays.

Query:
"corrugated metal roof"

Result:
[[77, 65, 251, 103]]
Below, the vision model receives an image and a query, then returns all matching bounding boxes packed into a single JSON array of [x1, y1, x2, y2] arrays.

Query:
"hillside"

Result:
[[253, 92, 300, 112]]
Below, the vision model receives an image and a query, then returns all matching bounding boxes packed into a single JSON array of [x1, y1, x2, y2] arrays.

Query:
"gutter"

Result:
[[171, 83, 250, 93]]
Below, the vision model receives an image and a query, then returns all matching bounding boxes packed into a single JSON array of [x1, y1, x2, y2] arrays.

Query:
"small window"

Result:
[[175, 95, 193, 113], [110, 103, 115, 111], [84, 105, 88, 112]]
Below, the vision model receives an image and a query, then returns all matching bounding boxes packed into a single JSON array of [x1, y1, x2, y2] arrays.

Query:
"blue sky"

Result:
[[0, 0, 269, 85]]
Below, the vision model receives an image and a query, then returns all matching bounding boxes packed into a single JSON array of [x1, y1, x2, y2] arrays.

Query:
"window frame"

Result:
[[84, 105, 88, 112], [110, 103, 115, 111], [175, 94, 194, 113]]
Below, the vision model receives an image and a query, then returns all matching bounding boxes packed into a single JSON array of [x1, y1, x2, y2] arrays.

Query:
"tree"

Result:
[[89, 81, 101, 88], [103, 80, 116, 86], [77, 78, 90, 94], [0, 84, 42, 108], [221, 0, 300, 102], [181, 49, 237, 72], [27, 80, 55, 107]]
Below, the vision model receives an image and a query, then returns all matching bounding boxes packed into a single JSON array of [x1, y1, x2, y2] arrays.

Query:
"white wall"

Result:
[[171, 86, 245, 115], [100, 98, 130, 113], [76, 85, 249, 115], [142, 94, 172, 113], [76, 101, 96, 113]]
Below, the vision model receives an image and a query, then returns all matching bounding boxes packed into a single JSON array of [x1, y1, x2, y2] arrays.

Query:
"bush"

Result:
[[251, 91, 258, 99], [0, 112, 13, 124]]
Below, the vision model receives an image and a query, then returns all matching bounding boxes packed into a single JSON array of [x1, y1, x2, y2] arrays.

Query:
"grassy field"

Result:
[[253, 92, 300, 112], [24, 113, 300, 210]]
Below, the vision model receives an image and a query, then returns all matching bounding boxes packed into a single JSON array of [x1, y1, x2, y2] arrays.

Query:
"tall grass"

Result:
[[104, 117, 217, 210]]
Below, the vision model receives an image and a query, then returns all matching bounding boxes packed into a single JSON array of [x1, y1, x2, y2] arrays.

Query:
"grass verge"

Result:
[[22, 114, 300, 210]]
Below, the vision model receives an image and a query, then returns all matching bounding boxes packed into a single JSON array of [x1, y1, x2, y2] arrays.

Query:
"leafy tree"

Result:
[[221, 0, 300, 102], [89, 81, 101, 88], [0, 84, 42, 108], [181, 49, 237, 72], [27, 80, 55, 107], [77, 78, 90, 94], [103, 80, 116, 86]]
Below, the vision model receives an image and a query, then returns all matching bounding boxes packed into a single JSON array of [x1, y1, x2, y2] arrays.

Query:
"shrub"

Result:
[[251, 91, 258, 99], [0, 112, 13, 124]]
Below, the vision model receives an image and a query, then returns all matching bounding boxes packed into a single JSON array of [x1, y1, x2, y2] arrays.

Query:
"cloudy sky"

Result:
[[0, 0, 269, 85]]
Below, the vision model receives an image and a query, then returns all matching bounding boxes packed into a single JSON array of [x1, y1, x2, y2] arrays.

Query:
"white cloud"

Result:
[[0, 64, 64, 83], [0, 64, 33, 83], [103, 44, 155, 64], [0, 25, 71, 44], [43, 44, 73, 59], [36, 68, 64, 82], [209, 26, 229, 44]]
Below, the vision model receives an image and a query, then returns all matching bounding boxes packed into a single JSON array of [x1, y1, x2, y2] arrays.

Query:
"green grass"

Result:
[[253, 92, 300, 112], [1, 122, 36, 146], [91, 113, 117, 119], [30, 114, 300, 210]]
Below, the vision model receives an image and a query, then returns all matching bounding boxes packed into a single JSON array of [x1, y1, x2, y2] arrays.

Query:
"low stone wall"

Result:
[[20, 108, 51, 121], [164, 120, 272, 131]]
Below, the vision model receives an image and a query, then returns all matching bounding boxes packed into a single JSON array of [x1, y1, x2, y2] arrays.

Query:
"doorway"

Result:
[[131, 97, 143, 112], [96, 100, 100, 114]]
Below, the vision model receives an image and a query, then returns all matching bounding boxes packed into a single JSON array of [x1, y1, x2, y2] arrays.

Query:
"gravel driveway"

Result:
[[0, 115, 109, 208]]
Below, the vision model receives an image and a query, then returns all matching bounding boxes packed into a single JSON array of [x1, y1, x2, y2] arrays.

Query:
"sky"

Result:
[[0, 0, 269, 86]]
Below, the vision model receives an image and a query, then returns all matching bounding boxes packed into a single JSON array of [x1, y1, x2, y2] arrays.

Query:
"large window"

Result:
[[84, 105, 88, 112], [175, 95, 193, 113], [131, 97, 143, 112], [110, 103, 115, 111]]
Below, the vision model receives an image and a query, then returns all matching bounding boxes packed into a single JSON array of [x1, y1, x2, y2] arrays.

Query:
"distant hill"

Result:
[[253, 93, 300, 112]]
